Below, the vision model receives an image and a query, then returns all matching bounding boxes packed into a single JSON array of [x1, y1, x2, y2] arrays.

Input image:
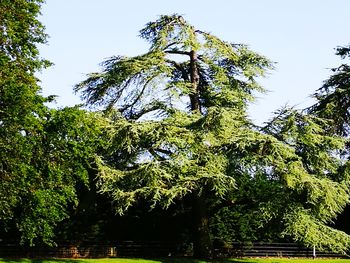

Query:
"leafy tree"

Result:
[[76, 15, 350, 258], [20, 107, 107, 244], [261, 108, 350, 252], [0, 0, 50, 242], [308, 45, 350, 242], [0, 0, 107, 245], [309, 45, 350, 136], [211, 106, 350, 252]]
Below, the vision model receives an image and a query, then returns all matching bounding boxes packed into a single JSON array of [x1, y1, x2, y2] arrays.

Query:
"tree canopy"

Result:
[[76, 15, 350, 258], [309, 45, 350, 136], [1, 0, 50, 243], [2, 1, 350, 257], [0, 0, 106, 245]]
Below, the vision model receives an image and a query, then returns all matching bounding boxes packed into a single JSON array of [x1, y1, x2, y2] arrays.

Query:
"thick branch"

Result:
[[165, 50, 191, 56]]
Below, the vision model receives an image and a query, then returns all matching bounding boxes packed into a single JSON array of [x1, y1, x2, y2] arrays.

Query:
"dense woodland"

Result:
[[2, 0, 350, 259]]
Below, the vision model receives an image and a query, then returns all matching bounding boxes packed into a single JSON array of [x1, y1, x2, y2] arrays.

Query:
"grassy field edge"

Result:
[[1, 258, 350, 263]]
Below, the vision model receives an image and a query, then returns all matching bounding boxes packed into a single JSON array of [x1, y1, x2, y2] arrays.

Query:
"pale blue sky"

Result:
[[38, 0, 350, 124]]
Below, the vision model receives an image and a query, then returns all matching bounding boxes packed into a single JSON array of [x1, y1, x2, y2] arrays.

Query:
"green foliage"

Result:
[[0, 0, 108, 245], [210, 173, 287, 243], [75, 15, 274, 258], [95, 108, 242, 214], [76, 14, 350, 255], [210, 108, 350, 250], [1, 106, 107, 245], [261, 108, 350, 252], [309, 45, 350, 136], [2, 2, 349, 256], [75, 14, 272, 116], [283, 207, 350, 254], [75, 14, 273, 216], [0, 0, 50, 69], [0, 0, 51, 243]]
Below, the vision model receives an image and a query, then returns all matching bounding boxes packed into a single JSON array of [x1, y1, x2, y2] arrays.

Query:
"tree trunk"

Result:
[[189, 50, 200, 112], [189, 49, 212, 259], [192, 194, 212, 259]]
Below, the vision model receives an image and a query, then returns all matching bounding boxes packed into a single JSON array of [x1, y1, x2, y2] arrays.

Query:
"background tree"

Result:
[[0, 0, 51, 242], [76, 15, 350, 258], [0, 0, 107, 245], [309, 45, 350, 136], [308, 44, 350, 238], [210, 107, 350, 252], [25, 107, 107, 244], [261, 108, 350, 252]]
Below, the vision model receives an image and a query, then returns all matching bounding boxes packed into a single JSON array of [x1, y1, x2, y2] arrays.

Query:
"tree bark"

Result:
[[189, 50, 200, 112]]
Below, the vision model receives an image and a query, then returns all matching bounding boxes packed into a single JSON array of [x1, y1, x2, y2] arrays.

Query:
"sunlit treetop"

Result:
[[75, 14, 273, 120]]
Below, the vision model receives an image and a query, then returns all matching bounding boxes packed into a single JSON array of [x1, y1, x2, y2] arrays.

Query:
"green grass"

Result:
[[1, 258, 350, 263], [227, 259, 350, 263]]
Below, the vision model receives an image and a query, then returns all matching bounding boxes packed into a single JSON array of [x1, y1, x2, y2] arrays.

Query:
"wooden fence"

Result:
[[215, 242, 343, 258], [0, 241, 346, 258]]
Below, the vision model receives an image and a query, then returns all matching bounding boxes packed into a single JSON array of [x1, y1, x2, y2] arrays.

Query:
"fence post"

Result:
[[313, 245, 316, 259]]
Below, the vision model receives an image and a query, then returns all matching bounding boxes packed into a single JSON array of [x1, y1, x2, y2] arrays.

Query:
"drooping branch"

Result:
[[118, 77, 156, 114], [125, 101, 167, 120]]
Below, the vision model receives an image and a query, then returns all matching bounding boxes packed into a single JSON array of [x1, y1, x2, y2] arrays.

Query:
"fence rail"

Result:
[[0, 241, 346, 258], [218, 242, 343, 258]]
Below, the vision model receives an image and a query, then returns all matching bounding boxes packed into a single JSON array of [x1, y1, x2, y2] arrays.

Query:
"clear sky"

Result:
[[38, 0, 350, 124]]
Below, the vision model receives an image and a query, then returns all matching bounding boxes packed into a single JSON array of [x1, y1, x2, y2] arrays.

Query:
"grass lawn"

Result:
[[1, 258, 350, 263]]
